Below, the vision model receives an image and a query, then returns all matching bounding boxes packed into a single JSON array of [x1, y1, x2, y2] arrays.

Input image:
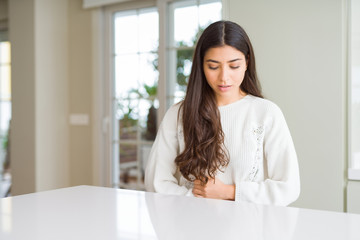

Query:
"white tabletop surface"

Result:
[[0, 185, 359, 240]]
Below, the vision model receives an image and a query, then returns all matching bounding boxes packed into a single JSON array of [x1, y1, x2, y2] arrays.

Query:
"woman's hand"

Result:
[[192, 178, 235, 200]]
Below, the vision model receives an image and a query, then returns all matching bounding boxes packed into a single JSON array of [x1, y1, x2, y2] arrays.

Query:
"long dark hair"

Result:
[[175, 21, 263, 184]]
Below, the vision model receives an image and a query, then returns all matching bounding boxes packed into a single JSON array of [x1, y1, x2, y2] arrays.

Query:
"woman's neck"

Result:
[[216, 90, 247, 106]]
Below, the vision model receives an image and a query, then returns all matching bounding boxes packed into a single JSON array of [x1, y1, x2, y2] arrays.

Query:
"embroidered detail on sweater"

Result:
[[248, 126, 265, 181], [178, 128, 184, 140], [179, 175, 194, 189], [184, 180, 194, 189]]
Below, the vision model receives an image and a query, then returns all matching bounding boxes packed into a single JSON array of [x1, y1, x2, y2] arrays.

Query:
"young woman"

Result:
[[144, 20, 300, 206]]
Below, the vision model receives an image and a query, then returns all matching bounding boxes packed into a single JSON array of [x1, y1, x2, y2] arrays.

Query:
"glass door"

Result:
[[107, 0, 222, 190], [111, 7, 159, 189]]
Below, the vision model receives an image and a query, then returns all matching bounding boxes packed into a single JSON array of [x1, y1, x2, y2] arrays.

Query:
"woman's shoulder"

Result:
[[246, 95, 284, 117], [160, 102, 182, 127], [165, 102, 182, 117]]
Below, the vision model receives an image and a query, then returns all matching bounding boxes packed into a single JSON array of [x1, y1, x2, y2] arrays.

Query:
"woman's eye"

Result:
[[208, 66, 218, 70], [230, 66, 240, 69]]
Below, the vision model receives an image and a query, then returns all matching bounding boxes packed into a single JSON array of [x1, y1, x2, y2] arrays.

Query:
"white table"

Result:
[[0, 185, 359, 240]]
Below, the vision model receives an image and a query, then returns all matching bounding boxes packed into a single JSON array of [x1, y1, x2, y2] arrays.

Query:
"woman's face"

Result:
[[203, 45, 247, 106]]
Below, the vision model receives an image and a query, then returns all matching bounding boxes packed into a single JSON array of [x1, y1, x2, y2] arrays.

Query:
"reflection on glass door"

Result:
[[112, 8, 159, 189]]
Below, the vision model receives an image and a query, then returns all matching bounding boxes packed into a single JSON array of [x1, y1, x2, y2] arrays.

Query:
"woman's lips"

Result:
[[218, 85, 231, 92]]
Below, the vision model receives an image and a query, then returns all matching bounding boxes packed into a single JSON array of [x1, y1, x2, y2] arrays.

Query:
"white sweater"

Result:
[[145, 95, 300, 206]]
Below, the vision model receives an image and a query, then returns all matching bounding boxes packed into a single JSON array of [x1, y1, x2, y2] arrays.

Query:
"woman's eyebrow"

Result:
[[205, 59, 220, 63], [205, 58, 242, 63], [228, 58, 242, 63]]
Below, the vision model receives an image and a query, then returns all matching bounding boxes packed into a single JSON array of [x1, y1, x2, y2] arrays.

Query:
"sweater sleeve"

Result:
[[144, 104, 193, 196], [235, 104, 300, 206]]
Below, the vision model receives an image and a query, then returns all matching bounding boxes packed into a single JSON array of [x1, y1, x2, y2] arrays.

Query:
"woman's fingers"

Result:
[[192, 184, 205, 197]]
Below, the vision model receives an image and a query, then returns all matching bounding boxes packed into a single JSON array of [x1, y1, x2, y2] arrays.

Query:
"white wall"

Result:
[[9, 0, 37, 195], [9, 0, 70, 194], [68, 0, 94, 186], [348, 181, 360, 213], [227, 0, 346, 211], [347, 0, 360, 214], [34, 0, 69, 191], [9, 0, 95, 195]]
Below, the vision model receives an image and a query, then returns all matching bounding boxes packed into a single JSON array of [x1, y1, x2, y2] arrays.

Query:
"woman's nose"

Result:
[[220, 67, 229, 82]]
